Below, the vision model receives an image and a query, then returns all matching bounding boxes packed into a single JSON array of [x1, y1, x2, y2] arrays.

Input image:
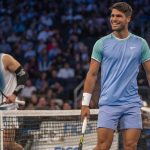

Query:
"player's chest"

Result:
[[102, 41, 141, 61]]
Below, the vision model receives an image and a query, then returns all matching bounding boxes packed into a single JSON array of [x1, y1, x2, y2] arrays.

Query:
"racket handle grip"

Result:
[[82, 117, 87, 134], [15, 99, 25, 105]]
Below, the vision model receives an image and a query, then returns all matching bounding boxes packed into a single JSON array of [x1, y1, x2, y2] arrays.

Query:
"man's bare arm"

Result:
[[81, 59, 100, 119], [3, 54, 20, 72], [83, 59, 100, 93], [3, 54, 28, 103]]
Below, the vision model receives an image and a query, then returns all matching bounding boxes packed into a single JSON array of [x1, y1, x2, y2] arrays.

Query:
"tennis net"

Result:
[[0, 109, 119, 150], [1, 107, 150, 150]]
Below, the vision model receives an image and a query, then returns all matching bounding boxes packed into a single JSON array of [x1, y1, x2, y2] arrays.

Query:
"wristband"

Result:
[[82, 93, 92, 106]]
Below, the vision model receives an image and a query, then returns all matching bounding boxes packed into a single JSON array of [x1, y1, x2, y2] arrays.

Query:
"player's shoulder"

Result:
[[0, 52, 6, 59], [1, 53, 11, 60], [0, 52, 10, 56], [95, 34, 112, 44], [1, 53, 15, 64], [130, 33, 146, 43], [0, 52, 4, 56]]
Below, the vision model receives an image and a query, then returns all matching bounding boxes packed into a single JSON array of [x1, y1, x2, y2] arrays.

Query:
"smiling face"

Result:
[[110, 9, 131, 32]]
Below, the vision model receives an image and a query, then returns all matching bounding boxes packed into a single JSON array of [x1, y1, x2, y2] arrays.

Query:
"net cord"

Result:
[[1, 109, 99, 117]]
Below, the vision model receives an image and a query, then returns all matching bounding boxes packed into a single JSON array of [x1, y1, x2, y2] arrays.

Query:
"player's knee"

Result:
[[94, 139, 111, 150], [124, 141, 137, 150], [94, 145, 110, 150], [93, 147, 97, 150], [15, 144, 24, 150], [4, 141, 24, 150]]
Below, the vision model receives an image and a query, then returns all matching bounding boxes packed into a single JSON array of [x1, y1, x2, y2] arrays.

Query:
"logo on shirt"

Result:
[[130, 46, 136, 50]]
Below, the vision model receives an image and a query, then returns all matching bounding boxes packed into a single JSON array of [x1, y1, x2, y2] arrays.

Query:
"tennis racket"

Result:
[[78, 117, 88, 150], [0, 89, 25, 105]]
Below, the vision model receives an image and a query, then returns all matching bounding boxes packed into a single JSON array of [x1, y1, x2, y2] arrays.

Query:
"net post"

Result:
[[0, 111, 3, 150]]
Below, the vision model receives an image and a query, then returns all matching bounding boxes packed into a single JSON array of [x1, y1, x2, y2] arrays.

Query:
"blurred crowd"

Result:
[[0, 0, 150, 110]]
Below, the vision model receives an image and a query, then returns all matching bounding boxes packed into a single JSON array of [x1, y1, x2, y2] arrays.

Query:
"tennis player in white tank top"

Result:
[[0, 53, 18, 110], [0, 53, 28, 150]]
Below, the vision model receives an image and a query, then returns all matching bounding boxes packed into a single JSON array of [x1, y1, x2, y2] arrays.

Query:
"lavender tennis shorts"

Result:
[[97, 105, 142, 130]]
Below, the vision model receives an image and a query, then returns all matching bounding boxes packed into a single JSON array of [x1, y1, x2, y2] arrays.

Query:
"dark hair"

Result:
[[110, 2, 132, 17]]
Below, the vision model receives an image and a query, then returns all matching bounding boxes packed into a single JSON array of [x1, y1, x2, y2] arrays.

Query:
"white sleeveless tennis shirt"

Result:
[[0, 53, 17, 109]]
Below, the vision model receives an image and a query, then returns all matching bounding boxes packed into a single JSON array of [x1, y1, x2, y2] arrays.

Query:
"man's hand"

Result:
[[5, 94, 17, 104], [81, 106, 90, 121]]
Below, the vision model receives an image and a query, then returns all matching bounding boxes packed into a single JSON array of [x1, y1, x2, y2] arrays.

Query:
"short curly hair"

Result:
[[110, 2, 132, 17]]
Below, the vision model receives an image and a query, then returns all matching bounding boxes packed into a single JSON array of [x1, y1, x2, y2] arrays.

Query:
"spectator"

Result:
[[62, 102, 72, 110], [21, 79, 36, 99], [57, 62, 75, 79], [35, 96, 49, 110], [25, 92, 38, 110]]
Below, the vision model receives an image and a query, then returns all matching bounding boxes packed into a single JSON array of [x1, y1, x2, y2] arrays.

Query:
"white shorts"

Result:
[[0, 103, 19, 128]]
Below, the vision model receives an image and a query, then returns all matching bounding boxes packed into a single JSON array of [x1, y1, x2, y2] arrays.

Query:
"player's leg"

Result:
[[4, 128, 23, 150], [120, 106, 142, 150], [3, 109, 24, 150], [93, 106, 121, 150], [93, 128, 114, 150], [122, 129, 141, 150]]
